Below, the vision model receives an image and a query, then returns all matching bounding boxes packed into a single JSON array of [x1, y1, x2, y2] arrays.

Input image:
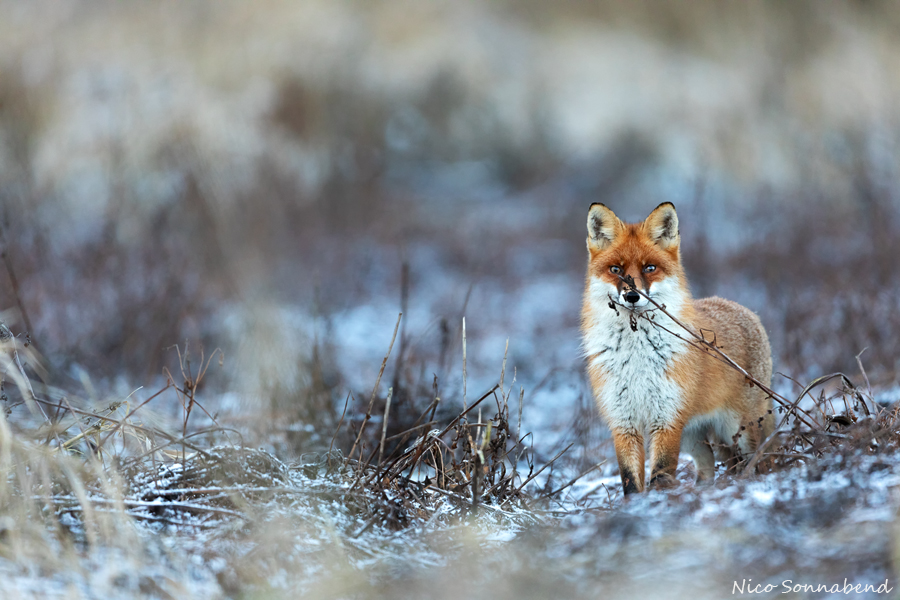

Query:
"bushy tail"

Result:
[[748, 312, 775, 443]]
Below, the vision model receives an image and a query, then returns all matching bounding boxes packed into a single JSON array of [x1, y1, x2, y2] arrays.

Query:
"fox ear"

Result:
[[644, 202, 679, 250], [586, 203, 622, 251]]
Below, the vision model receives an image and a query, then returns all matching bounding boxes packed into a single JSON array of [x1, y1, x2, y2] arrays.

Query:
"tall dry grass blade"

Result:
[[330, 391, 353, 455], [856, 348, 873, 400], [349, 312, 402, 461], [0, 319, 50, 425], [500, 338, 508, 396], [378, 387, 393, 465], [462, 317, 467, 411]]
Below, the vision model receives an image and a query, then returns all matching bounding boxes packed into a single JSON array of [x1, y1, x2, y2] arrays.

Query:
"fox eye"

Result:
[[609, 266, 622, 275], [643, 265, 656, 273]]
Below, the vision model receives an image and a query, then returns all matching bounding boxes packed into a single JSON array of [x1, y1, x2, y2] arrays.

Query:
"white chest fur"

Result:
[[583, 277, 691, 433]]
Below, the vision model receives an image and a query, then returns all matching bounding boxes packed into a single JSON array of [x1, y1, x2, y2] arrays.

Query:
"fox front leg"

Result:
[[612, 429, 645, 494], [648, 426, 683, 490]]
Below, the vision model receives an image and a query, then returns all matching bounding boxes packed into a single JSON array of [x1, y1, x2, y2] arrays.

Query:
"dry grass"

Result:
[[1, 1, 900, 596], [0, 312, 576, 596], [3, 288, 900, 598]]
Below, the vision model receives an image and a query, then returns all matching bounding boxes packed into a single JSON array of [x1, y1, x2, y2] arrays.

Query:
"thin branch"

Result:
[[330, 391, 353, 455], [614, 277, 819, 430]]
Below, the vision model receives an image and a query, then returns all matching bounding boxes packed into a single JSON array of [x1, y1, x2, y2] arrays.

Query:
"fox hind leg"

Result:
[[681, 429, 715, 484]]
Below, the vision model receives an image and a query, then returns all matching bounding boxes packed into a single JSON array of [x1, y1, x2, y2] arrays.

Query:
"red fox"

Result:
[[581, 202, 774, 494]]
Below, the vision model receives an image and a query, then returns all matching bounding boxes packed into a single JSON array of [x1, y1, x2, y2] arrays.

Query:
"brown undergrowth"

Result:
[[0, 313, 570, 561], [0, 297, 898, 596]]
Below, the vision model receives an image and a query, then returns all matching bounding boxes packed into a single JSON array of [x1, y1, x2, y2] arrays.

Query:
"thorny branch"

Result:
[[612, 274, 883, 474]]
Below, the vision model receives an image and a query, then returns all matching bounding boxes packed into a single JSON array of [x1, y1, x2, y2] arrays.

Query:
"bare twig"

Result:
[[125, 427, 243, 464], [510, 442, 574, 499], [538, 461, 607, 501], [615, 276, 819, 430], [96, 384, 170, 451], [330, 391, 353, 455]]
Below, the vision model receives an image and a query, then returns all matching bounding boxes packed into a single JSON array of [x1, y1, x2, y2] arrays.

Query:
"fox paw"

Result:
[[648, 473, 678, 490]]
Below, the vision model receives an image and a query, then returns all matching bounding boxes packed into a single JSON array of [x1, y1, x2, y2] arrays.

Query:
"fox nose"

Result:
[[624, 290, 640, 304]]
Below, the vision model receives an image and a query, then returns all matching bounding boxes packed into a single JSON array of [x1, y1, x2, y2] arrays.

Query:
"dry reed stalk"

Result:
[[349, 312, 402, 461], [378, 387, 393, 465]]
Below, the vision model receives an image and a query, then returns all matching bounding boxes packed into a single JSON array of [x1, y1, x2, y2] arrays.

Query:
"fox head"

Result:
[[585, 202, 688, 312]]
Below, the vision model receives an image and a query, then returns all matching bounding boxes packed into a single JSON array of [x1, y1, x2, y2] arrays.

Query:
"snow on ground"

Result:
[[5, 444, 898, 600], [3, 3, 900, 598]]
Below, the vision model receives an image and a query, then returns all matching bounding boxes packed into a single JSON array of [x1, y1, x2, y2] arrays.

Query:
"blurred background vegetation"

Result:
[[4, 3, 900, 598], [1, 0, 900, 437]]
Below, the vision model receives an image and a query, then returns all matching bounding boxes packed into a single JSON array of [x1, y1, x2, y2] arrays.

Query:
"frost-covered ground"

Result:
[[3, 1, 900, 598], [3, 443, 899, 600]]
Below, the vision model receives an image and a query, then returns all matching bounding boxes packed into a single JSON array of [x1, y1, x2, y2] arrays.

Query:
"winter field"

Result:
[[2, 1, 900, 598]]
